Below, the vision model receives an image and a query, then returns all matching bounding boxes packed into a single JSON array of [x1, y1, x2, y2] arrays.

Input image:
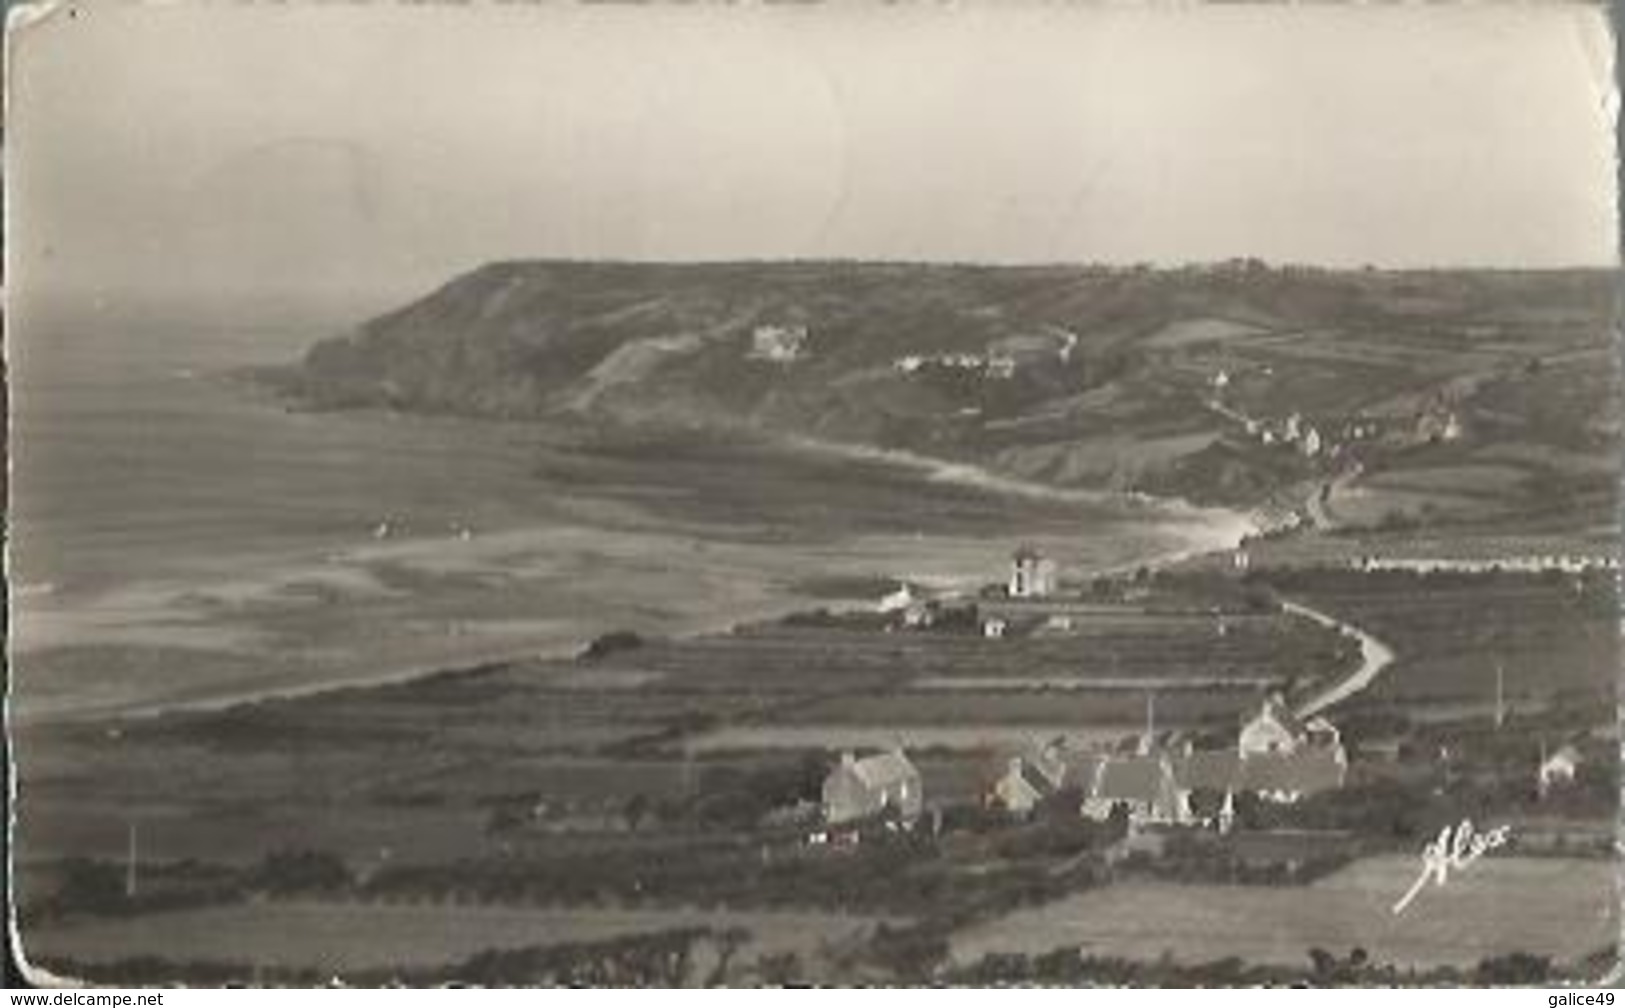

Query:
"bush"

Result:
[[49, 859, 127, 916], [252, 849, 352, 894], [868, 923, 948, 982], [1475, 951, 1550, 985], [577, 630, 644, 661]]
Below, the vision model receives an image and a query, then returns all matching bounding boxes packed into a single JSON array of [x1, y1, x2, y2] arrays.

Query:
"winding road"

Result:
[[1282, 597, 1397, 718]]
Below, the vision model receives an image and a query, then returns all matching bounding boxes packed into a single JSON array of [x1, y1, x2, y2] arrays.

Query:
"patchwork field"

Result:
[[949, 855, 1617, 971], [14, 586, 1357, 877]]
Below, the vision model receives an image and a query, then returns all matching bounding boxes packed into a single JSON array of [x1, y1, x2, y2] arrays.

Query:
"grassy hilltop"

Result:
[[268, 261, 1618, 524]]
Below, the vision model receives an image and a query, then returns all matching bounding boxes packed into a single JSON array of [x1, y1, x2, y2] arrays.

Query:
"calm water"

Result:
[[10, 308, 1242, 720]]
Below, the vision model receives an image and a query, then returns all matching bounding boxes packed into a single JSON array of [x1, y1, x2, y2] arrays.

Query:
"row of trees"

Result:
[[29, 849, 354, 924], [950, 946, 1558, 987]]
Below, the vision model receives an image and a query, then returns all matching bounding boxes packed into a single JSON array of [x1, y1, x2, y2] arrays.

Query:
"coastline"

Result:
[[23, 440, 1261, 729]]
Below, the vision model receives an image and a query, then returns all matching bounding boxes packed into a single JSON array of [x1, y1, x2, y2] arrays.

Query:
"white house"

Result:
[[1008, 547, 1058, 598], [1538, 744, 1582, 797], [982, 616, 1009, 639]]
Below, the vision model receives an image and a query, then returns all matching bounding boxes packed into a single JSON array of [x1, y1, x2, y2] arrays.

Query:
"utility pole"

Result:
[[1494, 662, 1506, 729], [124, 821, 138, 899]]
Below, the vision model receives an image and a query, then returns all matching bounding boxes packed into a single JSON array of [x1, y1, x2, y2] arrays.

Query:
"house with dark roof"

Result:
[[1171, 749, 1243, 829], [1080, 753, 1183, 825], [1538, 743, 1582, 798], [822, 749, 923, 827]]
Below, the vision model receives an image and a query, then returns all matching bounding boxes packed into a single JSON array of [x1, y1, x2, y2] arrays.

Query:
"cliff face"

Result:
[[273, 261, 1618, 516]]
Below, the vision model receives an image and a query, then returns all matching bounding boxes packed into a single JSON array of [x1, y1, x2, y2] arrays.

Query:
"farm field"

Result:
[[949, 855, 1617, 971], [776, 688, 1261, 729], [910, 676, 1275, 691], [682, 723, 1139, 755], [23, 900, 887, 975], [16, 589, 1356, 863], [1262, 570, 1616, 714]]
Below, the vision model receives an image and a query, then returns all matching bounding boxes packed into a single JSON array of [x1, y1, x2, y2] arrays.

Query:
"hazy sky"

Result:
[[8, 2, 1619, 311]]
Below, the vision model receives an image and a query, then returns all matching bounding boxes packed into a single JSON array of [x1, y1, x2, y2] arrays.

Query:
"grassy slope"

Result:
[[273, 262, 1618, 520]]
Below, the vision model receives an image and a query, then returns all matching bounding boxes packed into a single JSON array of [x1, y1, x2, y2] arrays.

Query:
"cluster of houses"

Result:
[[989, 694, 1349, 829], [819, 692, 1349, 835], [877, 547, 1063, 638], [1538, 743, 1583, 797], [893, 351, 1017, 380], [1234, 408, 1326, 458], [816, 542, 1598, 847], [891, 328, 1077, 382], [819, 703, 1594, 841], [1210, 370, 1467, 467], [1007, 546, 1058, 598], [1414, 401, 1465, 444]]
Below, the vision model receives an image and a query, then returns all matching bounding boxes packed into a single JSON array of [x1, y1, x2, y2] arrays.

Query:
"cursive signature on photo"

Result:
[[1391, 819, 1511, 915]]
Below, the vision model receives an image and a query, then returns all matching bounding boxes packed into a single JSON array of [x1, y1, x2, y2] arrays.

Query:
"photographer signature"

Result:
[[1391, 819, 1511, 915]]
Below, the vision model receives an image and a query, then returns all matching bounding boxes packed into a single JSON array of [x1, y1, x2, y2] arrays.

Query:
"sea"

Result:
[[9, 303, 1250, 721]]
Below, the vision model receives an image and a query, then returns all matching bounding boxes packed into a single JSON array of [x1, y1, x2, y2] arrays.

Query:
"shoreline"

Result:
[[18, 413, 1261, 729], [36, 529, 1258, 733]]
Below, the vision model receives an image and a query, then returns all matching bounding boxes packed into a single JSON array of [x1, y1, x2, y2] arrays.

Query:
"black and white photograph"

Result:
[[6, 0, 1621, 988]]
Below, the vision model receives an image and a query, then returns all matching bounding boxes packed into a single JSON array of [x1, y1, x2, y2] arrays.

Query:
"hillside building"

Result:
[[749, 325, 809, 363], [1009, 547, 1058, 598]]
